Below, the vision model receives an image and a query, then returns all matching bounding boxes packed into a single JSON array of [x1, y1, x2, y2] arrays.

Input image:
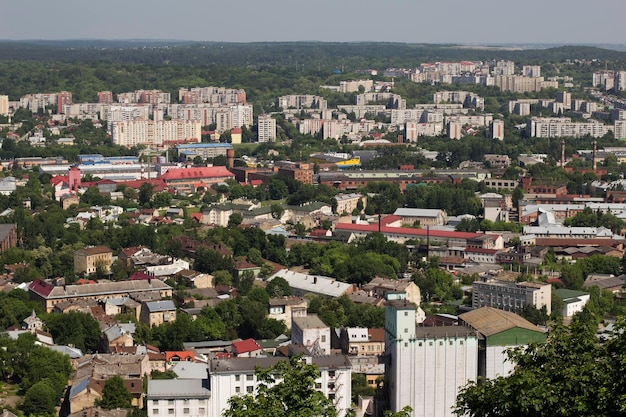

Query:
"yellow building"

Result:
[[74, 246, 113, 275]]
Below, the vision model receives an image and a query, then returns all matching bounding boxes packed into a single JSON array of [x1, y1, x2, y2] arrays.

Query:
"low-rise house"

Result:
[[268, 297, 308, 329], [101, 323, 135, 353], [362, 277, 421, 305], [340, 327, 385, 356], [176, 269, 213, 288], [584, 274, 626, 293], [232, 338, 263, 358], [141, 300, 177, 327], [464, 247, 499, 264], [393, 208, 447, 226], [145, 259, 190, 279], [555, 289, 590, 317]]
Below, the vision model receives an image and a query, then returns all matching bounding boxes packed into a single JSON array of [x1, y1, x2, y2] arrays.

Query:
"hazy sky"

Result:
[[1, 0, 624, 45]]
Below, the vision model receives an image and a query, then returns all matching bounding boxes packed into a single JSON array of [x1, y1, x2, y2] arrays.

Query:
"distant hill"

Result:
[[1, 41, 626, 68]]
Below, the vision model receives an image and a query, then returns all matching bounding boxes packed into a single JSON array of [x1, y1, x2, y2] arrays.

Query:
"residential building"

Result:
[[175, 143, 233, 161], [334, 193, 366, 215], [140, 300, 177, 326], [257, 115, 276, 143], [526, 117, 610, 138], [340, 327, 385, 356], [0, 95, 8, 116], [74, 246, 113, 275], [208, 356, 352, 417], [29, 279, 172, 312], [278, 95, 328, 110], [277, 162, 313, 184], [147, 379, 211, 417], [110, 120, 202, 147], [232, 338, 263, 358], [292, 314, 331, 356], [268, 297, 308, 329], [472, 279, 552, 315]]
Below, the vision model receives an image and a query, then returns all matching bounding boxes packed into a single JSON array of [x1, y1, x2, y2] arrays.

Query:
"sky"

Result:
[[1, 0, 625, 45]]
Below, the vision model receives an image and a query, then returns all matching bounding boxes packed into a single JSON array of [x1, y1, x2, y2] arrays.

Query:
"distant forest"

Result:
[[2, 41, 626, 111]]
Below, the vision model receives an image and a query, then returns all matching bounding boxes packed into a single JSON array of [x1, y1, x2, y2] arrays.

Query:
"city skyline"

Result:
[[1, 0, 625, 46]]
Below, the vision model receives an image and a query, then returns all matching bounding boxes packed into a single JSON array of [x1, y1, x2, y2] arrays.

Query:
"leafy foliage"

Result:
[[96, 375, 133, 409], [223, 355, 336, 417]]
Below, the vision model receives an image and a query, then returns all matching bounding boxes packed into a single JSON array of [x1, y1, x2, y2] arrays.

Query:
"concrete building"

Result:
[[268, 269, 353, 298], [110, 120, 202, 147], [257, 115, 277, 143], [0, 95, 8, 116], [393, 208, 447, 227], [292, 314, 331, 356], [555, 289, 590, 317], [140, 300, 177, 326], [175, 143, 233, 161], [334, 193, 366, 215], [268, 297, 308, 329], [208, 356, 352, 417], [472, 280, 552, 315], [526, 117, 610, 138], [147, 379, 211, 417], [340, 327, 385, 356], [385, 298, 478, 417]]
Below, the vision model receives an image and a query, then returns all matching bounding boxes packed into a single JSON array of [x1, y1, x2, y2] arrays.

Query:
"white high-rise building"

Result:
[[110, 120, 201, 147], [257, 115, 277, 143]]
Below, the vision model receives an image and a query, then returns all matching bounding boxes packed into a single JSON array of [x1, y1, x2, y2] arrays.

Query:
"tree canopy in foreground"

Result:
[[223, 355, 336, 417], [455, 318, 626, 417]]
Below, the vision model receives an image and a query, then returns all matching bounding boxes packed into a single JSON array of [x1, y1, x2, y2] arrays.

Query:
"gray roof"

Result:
[[209, 355, 351, 374], [268, 269, 351, 298], [293, 314, 328, 330], [170, 362, 209, 380], [35, 279, 171, 299], [145, 300, 176, 312], [0, 224, 15, 242], [147, 379, 211, 399], [394, 208, 444, 218], [49, 344, 83, 359]]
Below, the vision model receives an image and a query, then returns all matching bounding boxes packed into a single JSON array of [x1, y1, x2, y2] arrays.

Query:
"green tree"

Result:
[[228, 212, 244, 228], [266, 276, 291, 297], [138, 182, 154, 206], [455, 320, 623, 417], [223, 355, 336, 417], [22, 379, 58, 416], [96, 375, 133, 409]]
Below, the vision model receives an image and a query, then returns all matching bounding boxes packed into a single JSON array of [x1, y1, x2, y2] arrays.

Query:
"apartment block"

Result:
[[74, 245, 113, 275], [110, 120, 202, 147], [0, 95, 9, 116], [526, 117, 609, 138], [257, 114, 276, 143], [472, 279, 551, 314], [278, 94, 327, 110]]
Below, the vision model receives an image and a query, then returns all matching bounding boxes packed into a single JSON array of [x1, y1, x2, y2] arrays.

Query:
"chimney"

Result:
[[593, 140, 597, 171], [560, 139, 565, 168]]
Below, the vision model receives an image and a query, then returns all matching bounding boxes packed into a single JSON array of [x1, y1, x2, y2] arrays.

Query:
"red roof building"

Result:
[[232, 338, 263, 357]]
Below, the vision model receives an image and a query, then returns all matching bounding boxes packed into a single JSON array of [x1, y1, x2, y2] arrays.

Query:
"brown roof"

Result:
[[76, 246, 112, 256], [367, 328, 385, 342], [459, 307, 546, 337]]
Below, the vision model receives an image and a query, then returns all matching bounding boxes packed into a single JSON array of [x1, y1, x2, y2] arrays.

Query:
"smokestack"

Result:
[[227, 149, 235, 169], [560, 139, 565, 168], [593, 140, 597, 171]]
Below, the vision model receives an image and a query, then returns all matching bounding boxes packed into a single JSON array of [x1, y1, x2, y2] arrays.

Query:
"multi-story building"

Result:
[[522, 65, 541, 78], [340, 327, 385, 356], [0, 224, 17, 253], [494, 75, 558, 93], [615, 71, 626, 92], [98, 91, 114, 104], [57, 91, 73, 114], [147, 379, 211, 417], [491, 119, 505, 140], [257, 115, 276, 143], [278, 95, 327, 110], [334, 193, 366, 215], [393, 208, 447, 227], [268, 297, 308, 329], [159, 166, 235, 193], [208, 356, 352, 417], [277, 162, 313, 184], [472, 279, 552, 314], [117, 90, 171, 104], [292, 314, 331, 356], [29, 279, 173, 312], [110, 120, 202, 147], [526, 117, 610, 138], [0, 95, 9, 116], [74, 245, 113, 275], [140, 300, 177, 327], [178, 87, 246, 105], [175, 143, 233, 161]]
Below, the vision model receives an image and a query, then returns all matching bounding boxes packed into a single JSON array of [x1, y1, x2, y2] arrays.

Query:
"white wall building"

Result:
[[292, 314, 331, 356], [147, 379, 211, 417], [257, 115, 276, 143]]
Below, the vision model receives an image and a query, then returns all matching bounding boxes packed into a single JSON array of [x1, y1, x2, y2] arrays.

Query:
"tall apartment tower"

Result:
[[385, 294, 478, 417], [615, 71, 626, 92], [0, 95, 8, 116], [98, 91, 113, 104], [56, 91, 72, 114], [257, 115, 277, 143], [491, 119, 505, 140]]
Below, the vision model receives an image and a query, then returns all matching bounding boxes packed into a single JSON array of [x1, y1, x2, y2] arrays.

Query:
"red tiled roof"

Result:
[[190, 212, 202, 222], [129, 271, 152, 281], [166, 351, 195, 362], [232, 338, 262, 355], [160, 167, 234, 181], [29, 280, 55, 297], [75, 278, 97, 285], [51, 176, 69, 186], [335, 222, 484, 240], [368, 328, 385, 342], [309, 229, 329, 237]]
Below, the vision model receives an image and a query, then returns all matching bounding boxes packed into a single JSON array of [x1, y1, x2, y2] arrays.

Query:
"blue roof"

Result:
[[69, 378, 90, 399], [175, 143, 233, 149]]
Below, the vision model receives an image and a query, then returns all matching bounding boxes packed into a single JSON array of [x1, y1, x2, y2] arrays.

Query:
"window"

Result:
[[321, 335, 326, 343], [235, 387, 240, 393], [153, 400, 159, 405], [199, 409, 205, 414], [460, 340, 464, 345], [235, 375, 240, 382], [329, 371, 336, 378], [315, 383, 322, 389], [183, 408, 189, 414], [247, 386, 253, 393], [404, 328, 408, 333], [152, 409, 158, 415], [246, 374, 253, 381], [168, 409, 174, 415], [168, 400, 174, 405]]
